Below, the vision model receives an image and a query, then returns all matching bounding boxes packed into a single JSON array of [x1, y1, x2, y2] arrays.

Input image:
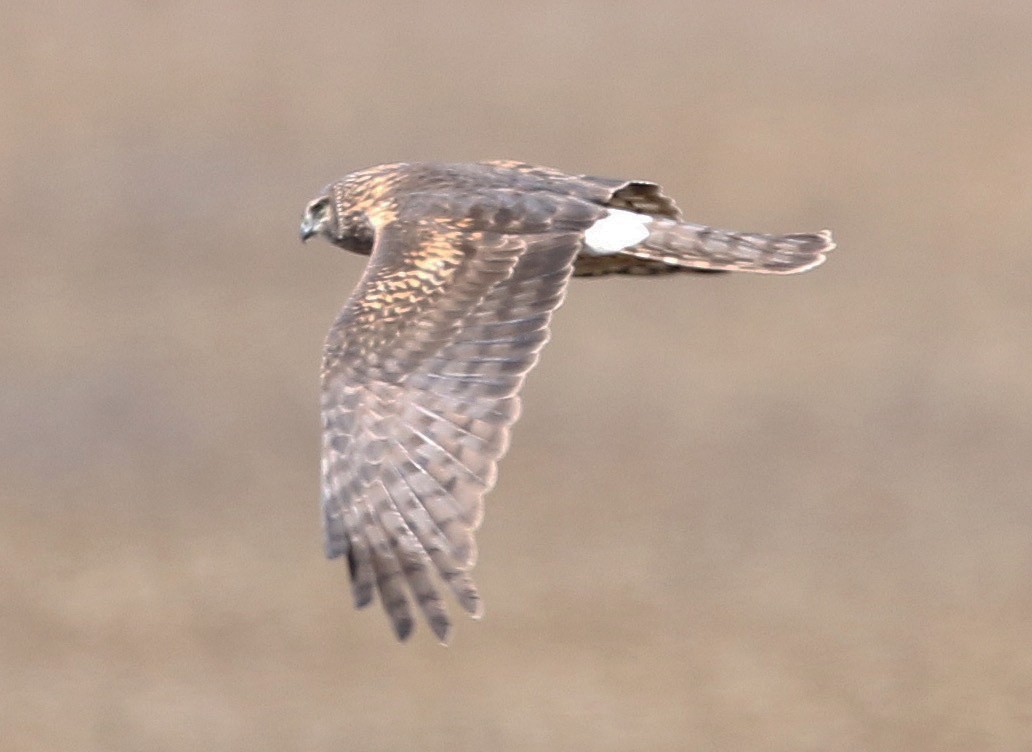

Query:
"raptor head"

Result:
[[299, 193, 335, 244], [299, 186, 376, 254]]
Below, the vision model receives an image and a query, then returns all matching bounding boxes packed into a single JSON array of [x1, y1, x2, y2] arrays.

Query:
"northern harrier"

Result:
[[299, 160, 834, 643]]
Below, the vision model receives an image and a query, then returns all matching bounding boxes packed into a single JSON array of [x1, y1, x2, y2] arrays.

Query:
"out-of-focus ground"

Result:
[[3, 2, 1031, 750]]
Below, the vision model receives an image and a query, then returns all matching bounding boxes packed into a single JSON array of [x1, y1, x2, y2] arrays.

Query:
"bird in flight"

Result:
[[299, 160, 834, 643]]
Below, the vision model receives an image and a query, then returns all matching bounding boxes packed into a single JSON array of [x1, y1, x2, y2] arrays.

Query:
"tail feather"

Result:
[[573, 215, 835, 277], [631, 219, 835, 275]]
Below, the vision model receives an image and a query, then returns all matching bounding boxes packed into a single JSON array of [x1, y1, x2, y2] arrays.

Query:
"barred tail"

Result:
[[631, 218, 835, 275]]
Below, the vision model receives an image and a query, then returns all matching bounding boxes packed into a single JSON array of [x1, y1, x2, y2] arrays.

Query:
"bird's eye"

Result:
[[309, 198, 330, 216]]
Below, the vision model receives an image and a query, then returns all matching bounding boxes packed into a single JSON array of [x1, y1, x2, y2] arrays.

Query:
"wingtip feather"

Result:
[[392, 615, 415, 641], [430, 615, 452, 644]]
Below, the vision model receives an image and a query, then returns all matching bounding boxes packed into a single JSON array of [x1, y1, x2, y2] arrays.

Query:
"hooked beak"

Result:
[[299, 214, 317, 242]]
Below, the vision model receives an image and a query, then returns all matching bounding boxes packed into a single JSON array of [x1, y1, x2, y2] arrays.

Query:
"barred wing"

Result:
[[320, 191, 598, 642]]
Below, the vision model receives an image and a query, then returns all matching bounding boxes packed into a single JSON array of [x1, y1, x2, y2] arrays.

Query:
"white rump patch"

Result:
[[583, 209, 652, 255]]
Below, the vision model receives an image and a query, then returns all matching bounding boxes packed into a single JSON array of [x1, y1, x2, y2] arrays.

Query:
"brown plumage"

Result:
[[299, 160, 835, 643]]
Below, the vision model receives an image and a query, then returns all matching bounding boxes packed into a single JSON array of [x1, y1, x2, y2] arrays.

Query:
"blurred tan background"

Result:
[[3, 2, 1031, 750]]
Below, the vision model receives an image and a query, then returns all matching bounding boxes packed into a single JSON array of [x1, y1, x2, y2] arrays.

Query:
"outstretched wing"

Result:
[[320, 189, 602, 642]]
